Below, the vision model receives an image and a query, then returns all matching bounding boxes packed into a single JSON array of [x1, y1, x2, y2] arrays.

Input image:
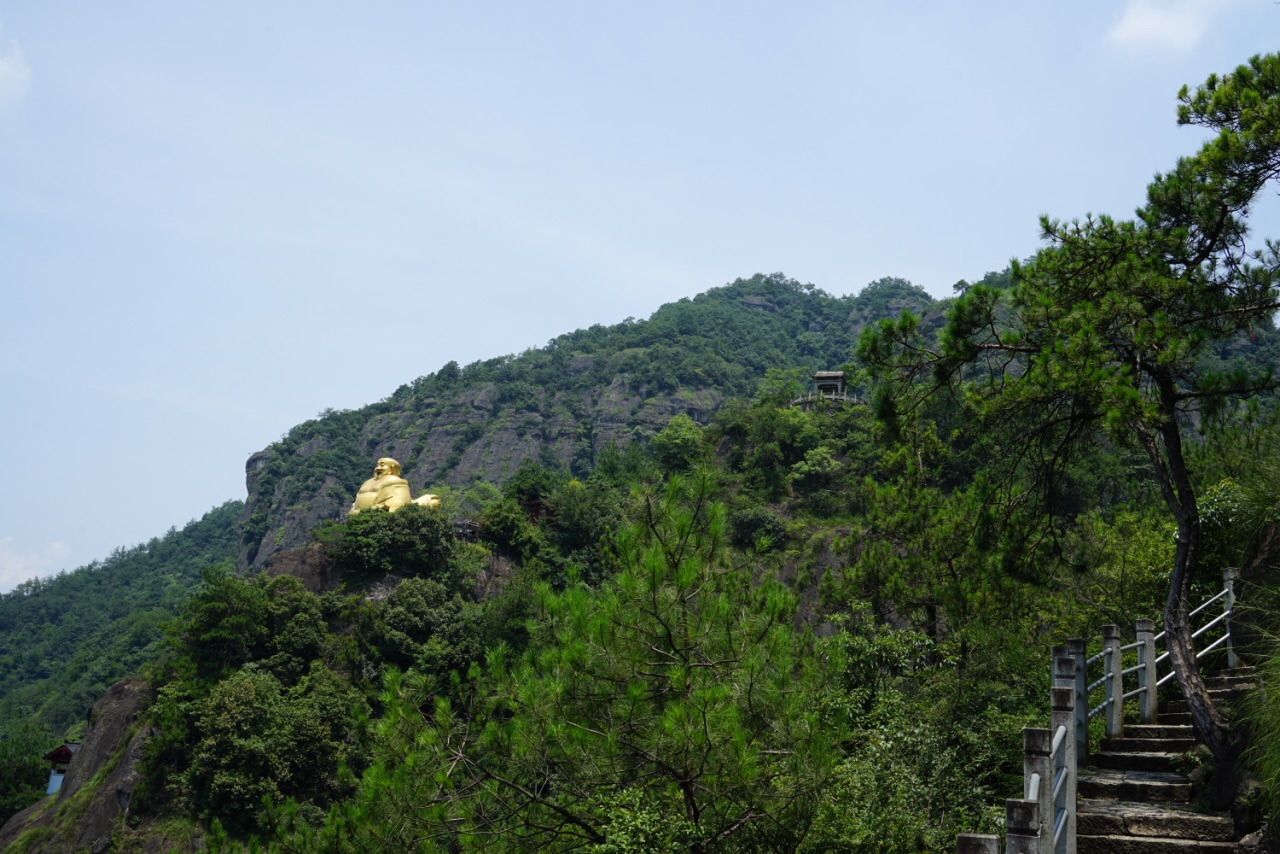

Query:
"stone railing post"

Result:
[[1004, 798, 1040, 854], [1136, 618, 1157, 724], [1022, 727, 1052, 854], [1102, 624, 1123, 739], [1224, 566, 1239, 669], [1067, 637, 1087, 767], [957, 834, 999, 854], [1051, 684, 1076, 853]]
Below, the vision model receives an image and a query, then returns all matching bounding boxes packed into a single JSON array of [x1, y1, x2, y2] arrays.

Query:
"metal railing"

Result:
[[956, 566, 1238, 854], [787, 391, 859, 407]]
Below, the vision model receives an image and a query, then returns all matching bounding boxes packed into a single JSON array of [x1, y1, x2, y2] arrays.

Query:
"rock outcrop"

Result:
[[0, 677, 151, 853], [233, 274, 891, 570]]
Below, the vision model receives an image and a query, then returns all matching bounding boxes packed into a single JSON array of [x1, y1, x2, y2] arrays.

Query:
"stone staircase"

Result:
[[1076, 667, 1256, 852]]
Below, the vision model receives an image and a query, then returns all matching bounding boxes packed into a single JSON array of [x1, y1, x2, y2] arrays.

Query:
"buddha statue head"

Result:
[[374, 457, 402, 478]]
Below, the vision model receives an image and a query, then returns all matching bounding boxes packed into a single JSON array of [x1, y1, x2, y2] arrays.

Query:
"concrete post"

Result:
[[1067, 637, 1088, 767], [1136, 618, 1157, 724], [1004, 798, 1040, 854], [1102, 624, 1123, 739], [1023, 727, 1052, 854], [957, 834, 1000, 854], [1051, 685, 1076, 853], [1224, 566, 1239, 669], [1051, 643, 1067, 691]]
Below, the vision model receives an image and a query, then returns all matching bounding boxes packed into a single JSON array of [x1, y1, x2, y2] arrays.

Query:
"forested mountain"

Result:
[[237, 273, 937, 568], [7, 51, 1280, 854], [0, 502, 241, 735]]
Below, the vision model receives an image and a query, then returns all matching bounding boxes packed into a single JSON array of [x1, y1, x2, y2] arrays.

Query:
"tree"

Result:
[[186, 663, 367, 835], [0, 720, 52, 824], [322, 503, 457, 580], [860, 53, 1280, 765], [331, 470, 838, 852], [649, 414, 707, 473]]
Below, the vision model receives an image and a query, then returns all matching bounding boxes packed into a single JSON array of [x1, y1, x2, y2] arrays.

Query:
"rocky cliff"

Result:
[[236, 274, 939, 569], [0, 678, 158, 853]]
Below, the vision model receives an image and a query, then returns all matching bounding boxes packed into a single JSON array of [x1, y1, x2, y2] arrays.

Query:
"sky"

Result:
[[1, 1, 1278, 592]]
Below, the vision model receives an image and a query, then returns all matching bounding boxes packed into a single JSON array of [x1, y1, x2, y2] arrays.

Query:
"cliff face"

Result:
[[238, 377, 722, 568], [0, 678, 153, 854], [235, 273, 940, 569]]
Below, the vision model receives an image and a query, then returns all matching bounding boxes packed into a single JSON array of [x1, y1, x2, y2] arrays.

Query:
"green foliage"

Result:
[[320, 503, 457, 580], [242, 272, 890, 563], [166, 571, 360, 690], [1244, 639, 1280, 826], [139, 572, 372, 837], [0, 501, 242, 735], [18, 72, 1280, 843], [1053, 509, 1176, 636], [169, 565, 271, 684], [858, 52, 1280, 760], [477, 496, 548, 562], [373, 577, 482, 679], [503, 457, 566, 505], [728, 506, 788, 552], [312, 470, 840, 851], [0, 720, 53, 824], [648, 414, 707, 473], [185, 663, 367, 836], [848, 276, 937, 335]]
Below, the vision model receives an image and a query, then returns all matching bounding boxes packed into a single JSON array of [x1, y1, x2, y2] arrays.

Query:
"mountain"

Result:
[[236, 273, 938, 568], [0, 501, 242, 736]]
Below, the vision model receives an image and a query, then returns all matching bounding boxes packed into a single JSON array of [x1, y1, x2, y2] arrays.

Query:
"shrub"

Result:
[[729, 507, 788, 552], [326, 504, 457, 579]]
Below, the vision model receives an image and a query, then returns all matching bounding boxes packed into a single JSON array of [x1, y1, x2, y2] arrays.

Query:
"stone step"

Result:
[[1101, 736, 1196, 753], [1203, 670, 1254, 686], [1123, 724, 1194, 740], [1164, 688, 1253, 714], [1205, 673, 1256, 690], [1077, 798, 1235, 841], [1090, 750, 1178, 772], [1078, 834, 1237, 852], [1078, 768, 1191, 802], [1158, 711, 1193, 725]]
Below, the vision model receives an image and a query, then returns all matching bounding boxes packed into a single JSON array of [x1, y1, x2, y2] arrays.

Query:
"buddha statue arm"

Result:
[[373, 478, 413, 511]]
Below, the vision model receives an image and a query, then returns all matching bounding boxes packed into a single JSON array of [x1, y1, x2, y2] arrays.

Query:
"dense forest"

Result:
[[4, 52, 1280, 853], [0, 502, 241, 819]]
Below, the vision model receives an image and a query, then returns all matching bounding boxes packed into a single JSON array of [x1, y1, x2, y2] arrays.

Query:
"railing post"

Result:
[[1023, 727, 1052, 854], [958, 834, 1000, 854], [1067, 637, 1087, 767], [1102, 625, 1123, 740], [1136, 618, 1157, 724], [1051, 644, 1067, 693], [1051, 683, 1076, 853], [1224, 566, 1239, 669], [1005, 798, 1040, 854]]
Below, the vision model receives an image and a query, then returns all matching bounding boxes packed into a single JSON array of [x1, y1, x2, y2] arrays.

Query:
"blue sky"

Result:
[[1, 1, 1278, 591]]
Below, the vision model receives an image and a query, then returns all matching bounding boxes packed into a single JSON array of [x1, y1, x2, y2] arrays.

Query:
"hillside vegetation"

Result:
[[6, 51, 1280, 853], [236, 273, 936, 568]]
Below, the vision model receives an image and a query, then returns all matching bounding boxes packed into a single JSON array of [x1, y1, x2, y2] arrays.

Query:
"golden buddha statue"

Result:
[[350, 457, 441, 515]]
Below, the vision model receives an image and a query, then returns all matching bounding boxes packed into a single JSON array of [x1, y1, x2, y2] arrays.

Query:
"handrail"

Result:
[[959, 565, 1239, 853], [1051, 725, 1066, 757], [1189, 587, 1229, 618], [1192, 609, 1230, 639], [1196, 632, 1231, 659]]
